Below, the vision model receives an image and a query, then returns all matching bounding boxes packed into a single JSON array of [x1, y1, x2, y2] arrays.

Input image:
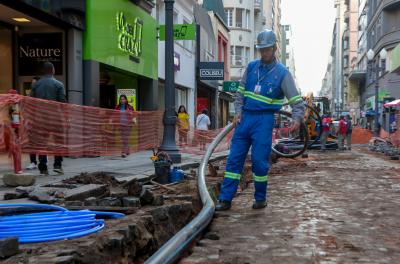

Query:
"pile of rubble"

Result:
[[369, 139, 400, 160], [3, 172, 165, 211]]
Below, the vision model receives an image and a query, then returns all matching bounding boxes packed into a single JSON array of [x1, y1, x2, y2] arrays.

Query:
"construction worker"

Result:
[[216, 29, 305, 211]]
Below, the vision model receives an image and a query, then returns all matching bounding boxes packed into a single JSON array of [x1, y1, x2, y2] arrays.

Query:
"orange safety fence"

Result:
[[176, 121, 233, 155], [0, 94, 233, 160], [0, 94, 164, 157]]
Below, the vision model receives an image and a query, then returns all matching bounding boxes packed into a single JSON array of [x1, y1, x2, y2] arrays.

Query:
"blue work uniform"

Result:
[[219, 58, 304, 202]]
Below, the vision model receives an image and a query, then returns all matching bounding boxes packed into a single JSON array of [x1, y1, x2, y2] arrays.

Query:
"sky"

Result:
[[281, 0, 336, 95]]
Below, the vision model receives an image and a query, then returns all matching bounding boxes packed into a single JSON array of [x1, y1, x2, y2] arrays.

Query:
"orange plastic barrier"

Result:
[[0, 94, 164, 156], [0, 94, 233, 160], [176, 121, 233, 155]]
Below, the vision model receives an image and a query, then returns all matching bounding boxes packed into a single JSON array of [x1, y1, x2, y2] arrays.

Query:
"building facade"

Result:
[[0, 0, 85, 104], [342, 0, 359, 117], [155, 0, 196, 126], [281, 24, 298, 89]]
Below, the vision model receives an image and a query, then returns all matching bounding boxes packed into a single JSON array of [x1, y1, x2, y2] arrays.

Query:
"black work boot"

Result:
[[252, 200, 267, 209], [215, 200, 232, 211]]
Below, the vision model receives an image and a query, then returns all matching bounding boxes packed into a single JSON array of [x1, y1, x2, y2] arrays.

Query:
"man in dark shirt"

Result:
[[30, 62, 66, 175]]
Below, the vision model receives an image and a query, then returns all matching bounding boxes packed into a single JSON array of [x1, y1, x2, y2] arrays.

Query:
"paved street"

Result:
[[182, 147, 400, 264]]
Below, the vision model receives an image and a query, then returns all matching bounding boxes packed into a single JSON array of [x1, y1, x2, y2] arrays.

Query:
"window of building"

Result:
[[235, 46, 244, 66], [286, 52, 290, 59], [245, 47, 250, 65], [245, 10, 250, 29], [286, 38, 289, 45], [236, 8, 243, 28], [225, 8, 233, 27]]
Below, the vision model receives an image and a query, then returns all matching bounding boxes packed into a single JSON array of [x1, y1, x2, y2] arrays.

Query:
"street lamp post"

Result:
[[159, 0, 181, 163], [367, 48, 387, 137]]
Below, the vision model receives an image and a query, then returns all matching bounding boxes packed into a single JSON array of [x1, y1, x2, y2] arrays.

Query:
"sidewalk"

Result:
[[0, 150, 228, 199]]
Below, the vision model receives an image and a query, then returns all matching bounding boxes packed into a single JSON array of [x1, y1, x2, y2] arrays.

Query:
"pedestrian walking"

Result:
[[30, 62, 66, 175], [345, 114, 353, 150], [337, 115, 347, 150], [26, 76, 40, 170], [177, 105, 190, 145], [216, 29, 305, 211], [115, 94, 135, 158], [196, 109, 211, 150], [320, 113, 332, 151]]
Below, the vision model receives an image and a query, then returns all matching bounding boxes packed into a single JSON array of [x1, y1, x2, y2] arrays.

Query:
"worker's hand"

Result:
[[290, 120, 301, 132], [233, 113, 241, 127]]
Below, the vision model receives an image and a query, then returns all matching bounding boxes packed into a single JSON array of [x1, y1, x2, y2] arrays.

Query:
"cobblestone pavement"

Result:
[[182, 147, 400, 264]]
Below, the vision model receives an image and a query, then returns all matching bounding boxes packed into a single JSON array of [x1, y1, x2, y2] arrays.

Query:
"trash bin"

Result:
[[154, 160, 171, 184]]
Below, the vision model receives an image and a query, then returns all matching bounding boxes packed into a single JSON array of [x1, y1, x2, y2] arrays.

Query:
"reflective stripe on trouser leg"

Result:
[[250, 113, 274, 202], [219, 118, 251, 202], [253, 174, 269, 202]]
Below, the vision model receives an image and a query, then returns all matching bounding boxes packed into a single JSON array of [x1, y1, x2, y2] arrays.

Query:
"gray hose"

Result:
[[145, 123, 234, 264]]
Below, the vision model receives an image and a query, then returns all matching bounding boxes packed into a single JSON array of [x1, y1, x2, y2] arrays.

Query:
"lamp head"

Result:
[[367, 49, 375, 61]]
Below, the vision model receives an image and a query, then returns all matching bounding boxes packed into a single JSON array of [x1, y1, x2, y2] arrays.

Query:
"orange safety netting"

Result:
[[176, 122, 233, 155], [0, 94, 233, 159], [0, 94, 164, 156]]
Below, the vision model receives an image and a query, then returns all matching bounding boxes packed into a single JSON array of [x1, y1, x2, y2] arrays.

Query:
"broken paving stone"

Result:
[[127, 180, 143, 196], [29, 188, 61, 204], [122, 197, 141, 208], [140, 189, 154, 205], [152, 195, 164, 206], [15, 186, 35, 195], [3, 192, 27, 200], [84, 197, 98, 206], [98, 197, 122, 207], [64, 184, 109, 201], [3, 173, 35, 187], [0, 237, 19, 259]]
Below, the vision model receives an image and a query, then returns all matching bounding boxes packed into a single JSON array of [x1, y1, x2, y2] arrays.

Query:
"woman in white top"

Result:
[[196, 109, 211, 150], [196, 109, 211, 130]]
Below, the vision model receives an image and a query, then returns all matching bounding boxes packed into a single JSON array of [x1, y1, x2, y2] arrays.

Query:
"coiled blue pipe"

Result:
[[0, 203, 124, 243]]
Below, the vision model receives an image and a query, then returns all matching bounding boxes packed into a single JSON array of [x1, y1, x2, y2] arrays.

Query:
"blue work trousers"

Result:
[[219, 112, 274, 202]]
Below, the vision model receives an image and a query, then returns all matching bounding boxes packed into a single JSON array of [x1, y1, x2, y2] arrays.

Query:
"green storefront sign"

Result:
[[223, 81, 240, 92], [84, 0, 157, 80], [159, 24, 196, 41]]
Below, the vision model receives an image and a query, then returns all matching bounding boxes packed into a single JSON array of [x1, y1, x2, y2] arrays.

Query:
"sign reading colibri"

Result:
[[159, 24, 196, 41], [116, 12, 143, 59]]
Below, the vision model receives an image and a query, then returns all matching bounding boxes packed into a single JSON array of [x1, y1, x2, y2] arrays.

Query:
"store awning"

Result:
[[348, 70, 366, 81], [384, 99, 400, 107]]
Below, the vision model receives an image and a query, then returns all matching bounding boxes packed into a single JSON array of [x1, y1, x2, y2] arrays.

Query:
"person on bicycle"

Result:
[[216, 29, 305, 211]]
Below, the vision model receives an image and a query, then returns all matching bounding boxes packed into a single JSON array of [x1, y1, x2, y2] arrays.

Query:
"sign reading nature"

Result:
[[116, 12, 143, 60], [19, 33, 63, 76]]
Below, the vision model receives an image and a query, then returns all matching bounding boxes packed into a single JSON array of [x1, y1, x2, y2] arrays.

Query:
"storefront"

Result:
[[0, 1, 84, 104], [83, 0, 158, 110]]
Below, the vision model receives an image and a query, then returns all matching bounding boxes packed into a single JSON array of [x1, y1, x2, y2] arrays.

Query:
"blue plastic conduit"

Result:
[[145, 123, 234, 264], [0, 203, 124, 243]]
